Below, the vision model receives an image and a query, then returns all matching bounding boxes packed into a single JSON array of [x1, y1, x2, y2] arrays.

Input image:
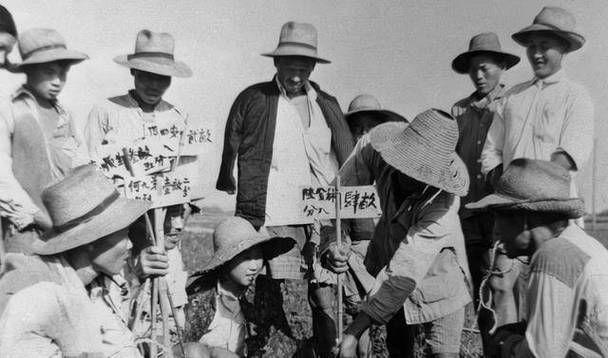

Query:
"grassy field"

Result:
[[180, 209, 608, 357]]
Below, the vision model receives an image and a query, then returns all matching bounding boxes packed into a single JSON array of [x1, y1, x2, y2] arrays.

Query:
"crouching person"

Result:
[[0, 165, 149, 356], [186, 217, 295, 357], [324, 109, 473, 358], [466, 159, 608, 357]]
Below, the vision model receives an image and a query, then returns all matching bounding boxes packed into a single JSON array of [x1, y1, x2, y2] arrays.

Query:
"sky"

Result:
[[2, 0, 607, 213]]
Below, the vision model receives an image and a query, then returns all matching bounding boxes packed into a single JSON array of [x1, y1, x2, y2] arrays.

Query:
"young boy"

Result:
[[85, 29, 196, 339], [0, 28, 89, 255], [187, 216, 295, 357]]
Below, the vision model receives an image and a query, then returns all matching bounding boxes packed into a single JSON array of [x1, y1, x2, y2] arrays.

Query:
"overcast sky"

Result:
[[2, 0, 607, 212]]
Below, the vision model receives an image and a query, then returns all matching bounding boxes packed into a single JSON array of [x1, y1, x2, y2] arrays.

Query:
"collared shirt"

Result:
[[338, 138, 472, 325], [452, 84, 505, 218], [264, 78, 339, 226], [0, 254, 141, 357], [0, 86, 89, 229], [481, 70, 594, 175], [199, 282, 246, 356], [85, 91, 188, 160], [494, 225, 608, 357]]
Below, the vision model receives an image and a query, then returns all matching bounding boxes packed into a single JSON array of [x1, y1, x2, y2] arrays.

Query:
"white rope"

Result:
[[476, 240, 515, 335]]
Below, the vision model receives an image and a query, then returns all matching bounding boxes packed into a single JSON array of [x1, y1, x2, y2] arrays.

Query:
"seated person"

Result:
[[186, 216, 295, 357], [466, 159, 608, 357], [0, 165, 149, 357]]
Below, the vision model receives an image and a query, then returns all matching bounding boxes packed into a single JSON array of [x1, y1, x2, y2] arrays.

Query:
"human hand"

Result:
[[322, 243, 350, 274], [33, 210, 52, 232], [134, 246, 169, 279], [488, 253, 520, 293], [338, 334, 358, 358]]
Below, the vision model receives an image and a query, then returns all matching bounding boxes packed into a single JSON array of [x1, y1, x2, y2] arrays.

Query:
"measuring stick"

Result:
[[335, 175, 344, 343]]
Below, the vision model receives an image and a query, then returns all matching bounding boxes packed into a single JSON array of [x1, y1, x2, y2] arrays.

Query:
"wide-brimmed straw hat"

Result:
[[31, 165, 150, 255], [14, 28, 88, 70], [512, 6, 585, 52], [466, 158, 585, 218], [187, 217, 295, 292], [369, 109, 469, 197], [345, 94, 408, 125], [114, 29, 192, 78], [452, 32, 520, 74], [261, 21, 330, 64]]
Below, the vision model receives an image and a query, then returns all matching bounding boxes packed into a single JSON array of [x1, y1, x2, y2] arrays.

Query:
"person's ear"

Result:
[[130, 68, 136, 77]]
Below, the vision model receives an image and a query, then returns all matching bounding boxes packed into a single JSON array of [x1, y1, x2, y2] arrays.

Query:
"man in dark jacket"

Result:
[[216, 21, 355, 357]]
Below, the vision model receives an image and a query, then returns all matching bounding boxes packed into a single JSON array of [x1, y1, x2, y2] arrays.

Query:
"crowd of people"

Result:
[[0, 3, 606, 358]]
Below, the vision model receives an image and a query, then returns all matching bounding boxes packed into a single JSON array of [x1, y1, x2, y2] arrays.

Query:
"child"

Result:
[[186, 216, 295, 357], [0, 28, 89, 255]]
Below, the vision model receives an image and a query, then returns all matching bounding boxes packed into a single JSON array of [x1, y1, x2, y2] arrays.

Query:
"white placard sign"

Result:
[[300, 185, 382, 220]]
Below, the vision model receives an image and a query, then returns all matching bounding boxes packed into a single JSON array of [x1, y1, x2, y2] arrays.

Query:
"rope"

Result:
[[476, 240, 515, 334]]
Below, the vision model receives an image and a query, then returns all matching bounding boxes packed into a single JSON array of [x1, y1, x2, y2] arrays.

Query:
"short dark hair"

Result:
[[0, 6, 17, 37], [21, 60, 74, 75]]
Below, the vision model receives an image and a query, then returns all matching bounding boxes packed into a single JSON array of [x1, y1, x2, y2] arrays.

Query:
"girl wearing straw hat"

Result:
[[186, 216, 295, 357], [325, 109, 472, 358]]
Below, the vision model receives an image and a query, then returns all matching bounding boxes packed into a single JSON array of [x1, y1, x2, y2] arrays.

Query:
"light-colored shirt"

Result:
[[481, 70, 594, 175], [264, 79, 338, 226], [0, 255, 141, 357], [200, 282, 246, 356], [338, 138, 472, 325], [496, 225, 608, 357], [0, 86, 89, 229]]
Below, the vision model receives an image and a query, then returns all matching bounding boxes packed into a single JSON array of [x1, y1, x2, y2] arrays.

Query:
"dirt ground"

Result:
[[181, 210, 608, 357]]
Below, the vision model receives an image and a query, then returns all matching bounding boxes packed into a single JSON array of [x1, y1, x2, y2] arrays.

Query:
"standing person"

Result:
[[85, 29, 194, 341], [216, 21, 356, 357], [0, 5, 17, 70], [480, 6, 594, 324], [0, 28, 89, 255], [0, 165, 150, 357], [324, 109, 472, 358], [450, 32, 519, 352], [466, 159, 608, 357], [343, 93, 407, 357]]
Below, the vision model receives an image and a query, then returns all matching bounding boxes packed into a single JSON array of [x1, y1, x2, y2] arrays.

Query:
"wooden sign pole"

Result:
[[335, 175, 344, 344]]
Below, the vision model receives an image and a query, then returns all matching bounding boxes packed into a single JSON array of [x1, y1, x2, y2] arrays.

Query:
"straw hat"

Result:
[[187, 217, 295, 291], [452, 32, 520, 74], [114, 29, 192, 78], [369, 109, 469, 197], [31, 165, 150, 255], [15, 28, 88, 70], [512, 6, 585, 52], [345, 94, 408, 125], [261, 21, 330, 64], [466, 158, 585, 218]]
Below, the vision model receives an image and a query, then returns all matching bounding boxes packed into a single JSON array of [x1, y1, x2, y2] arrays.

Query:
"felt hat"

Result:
[[452, 32, 520, 74], [15, 28, 88, 70], [466, 158, 585, 218], [0, 5, 17, 38], [345, 94, 408, 125], [187, 217, 295, 292], [261, 21, 330, 64], [114, 29, 192, 78], [31, 165, 150, 255], [369, 109, 469, 197], [512, 6, 585, 52]]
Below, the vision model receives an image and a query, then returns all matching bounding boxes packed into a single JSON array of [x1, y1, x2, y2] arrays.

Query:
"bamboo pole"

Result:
[[335, 175, 343, 343], [592, 138, 597, 232]]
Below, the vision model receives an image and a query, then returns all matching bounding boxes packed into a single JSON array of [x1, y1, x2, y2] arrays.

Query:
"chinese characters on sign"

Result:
[[123, 172, 192, 209], [300, 185, 382, 220]]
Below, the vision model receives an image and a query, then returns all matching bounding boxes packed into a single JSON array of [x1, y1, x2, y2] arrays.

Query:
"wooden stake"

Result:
[[335, 175, 344, 343]]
